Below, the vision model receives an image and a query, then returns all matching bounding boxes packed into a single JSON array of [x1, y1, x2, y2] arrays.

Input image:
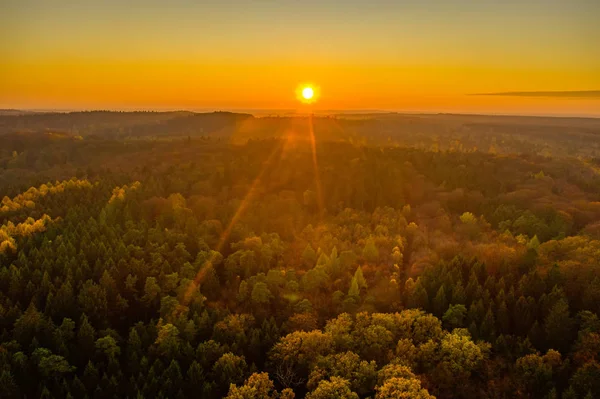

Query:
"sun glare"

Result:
[[302, 87, 314, 100], [297, 83, 319, 104]]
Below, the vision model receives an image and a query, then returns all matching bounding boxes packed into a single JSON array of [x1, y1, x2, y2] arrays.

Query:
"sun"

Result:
[[296, 83, 319, 104], [302, 87, 314, 100]]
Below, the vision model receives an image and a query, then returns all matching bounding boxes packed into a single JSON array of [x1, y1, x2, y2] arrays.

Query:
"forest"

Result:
[[0, 111, 600, 398]]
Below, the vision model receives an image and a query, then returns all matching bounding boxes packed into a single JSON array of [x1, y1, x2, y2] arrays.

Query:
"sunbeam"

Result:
[[308, 114, 325, 219], [181, 140, 285, 306]]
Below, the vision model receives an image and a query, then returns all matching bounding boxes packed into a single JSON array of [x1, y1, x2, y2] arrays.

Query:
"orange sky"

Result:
[[1, 1, 599, 116]]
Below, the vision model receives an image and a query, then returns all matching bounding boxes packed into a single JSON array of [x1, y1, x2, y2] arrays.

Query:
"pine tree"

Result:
[[162, 360, 183, 398], [413, 280, 429, 310], [480, 308, 496, 341], [0, 370, 19, 399], [433, 286, 448, 317], [70, 376, 86, 398], [353, 266, 367, 290], [302, 244, 317, 267], [82, 361, 99, 393], [527, 235, 540, 250], [528, 321, 544, 349], [362, 237, 379, 264], [451, 281, 467, 305], [348, 277, 360, 299], [77, 315, 96, 363], [545, 298, 573, 353], [186, 361, 205, 393], [497, 301, 510, 334]]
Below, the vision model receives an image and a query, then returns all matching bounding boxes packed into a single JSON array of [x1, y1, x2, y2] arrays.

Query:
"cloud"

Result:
[[469, 90, 600, 98]]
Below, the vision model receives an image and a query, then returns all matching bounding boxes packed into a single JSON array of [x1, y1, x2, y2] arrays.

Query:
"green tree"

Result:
[[95, 336, 120, 360], [0, 370, 19, 399], [348, 277, 360, 300], [162, 359, 183, 398], [77, 280, 108, 326], [527, 235, 541, 250], [451, 281, 467, 305], [238, 280, 249, 303], [308, 352, 377, 396], [433, 286, 448, 317], [142, 277, 161, 306], [353, 266, 367, 290], [155, 323, 181, 358], [362, 237, 379, 264], [213, 353, 248, 394], [77, 315, 96, 361], [545, 298, 573, 353], [460, 212, 476, 224], [480, 308, 496, 341], [187, 360, 205, 390], [515, 352, 556, 398], [302, 244, 317, 267], [423, 330, 489, 397], [271, 330, 333, 386], [251, 282, 272, 306], [33, 348, 75, 378], [569, 361, 600, 397], [443, 304, 467, 329]]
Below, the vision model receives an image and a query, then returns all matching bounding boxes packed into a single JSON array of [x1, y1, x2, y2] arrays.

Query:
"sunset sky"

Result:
[[2, 0, 599, 116]]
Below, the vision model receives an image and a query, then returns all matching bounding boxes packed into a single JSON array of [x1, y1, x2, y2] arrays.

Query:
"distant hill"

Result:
[[1, 110, 599, 157], [0, 110, 253, 138], [0, 109, 37, 116]]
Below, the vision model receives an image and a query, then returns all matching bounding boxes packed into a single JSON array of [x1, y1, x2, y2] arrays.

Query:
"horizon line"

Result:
[[470, 90, 600, 98], [2, 107, 600, 119]]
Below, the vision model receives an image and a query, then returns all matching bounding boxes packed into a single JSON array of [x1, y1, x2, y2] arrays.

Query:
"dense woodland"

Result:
[[1, 112, 600, 398]]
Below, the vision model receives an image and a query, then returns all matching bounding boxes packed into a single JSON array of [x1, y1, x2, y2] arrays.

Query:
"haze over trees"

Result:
[[1, 111, 600, 398]]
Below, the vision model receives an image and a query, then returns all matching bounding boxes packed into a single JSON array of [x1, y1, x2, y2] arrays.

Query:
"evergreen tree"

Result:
[[362, 237, 379, 264], [545, 298, 573, 353], [433, 286, 448, 317]]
